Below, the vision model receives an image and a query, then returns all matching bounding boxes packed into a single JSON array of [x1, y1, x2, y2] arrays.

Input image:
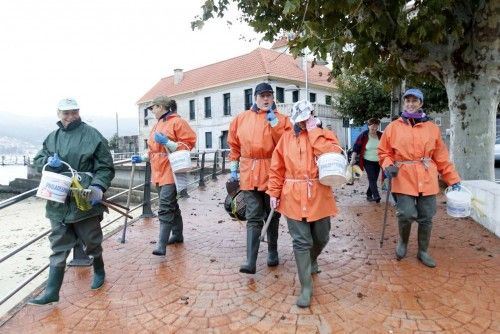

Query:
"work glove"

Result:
[[451, 182, 462, 191], [266, 111, 278, 127], [47, 153, 62, 168], [131, 155, 142, 163], [384, 165, 399, 179], [305, 116, 319, 131], [270, 196, 280, 209], [229, 171, 240, 182], [87, 185, 103, 206], [154, 132, 169, 145]]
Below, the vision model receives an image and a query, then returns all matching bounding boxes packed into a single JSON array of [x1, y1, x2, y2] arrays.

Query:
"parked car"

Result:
[[495, 136, 500, 163]]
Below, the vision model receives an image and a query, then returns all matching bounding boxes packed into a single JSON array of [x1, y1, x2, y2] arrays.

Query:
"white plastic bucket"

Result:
[[169, 150, 191, 173], [445, 186, 472, 218], [317, 147, 347, 187], [36, 161, 75, 203]]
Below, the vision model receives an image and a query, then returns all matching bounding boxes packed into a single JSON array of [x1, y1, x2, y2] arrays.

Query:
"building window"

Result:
[[144, 108, 149, 126], [205, 132, 212, 149], [292, 90, 299, 103], [221, 130, 229, 149], [276, 87, 284, 103], [189, 100, 195, 120], [223, 93, 231, 116], [309, 93, 316, 103], [204, 97, 211, 118], [244, 89, 253, 110], [325, 95, 332, 105], [144, 139, 148, 150]]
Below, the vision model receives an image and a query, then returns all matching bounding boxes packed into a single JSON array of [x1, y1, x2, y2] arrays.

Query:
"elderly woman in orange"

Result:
[[267, 100, 341, 308], [378, 88, 461, 268]]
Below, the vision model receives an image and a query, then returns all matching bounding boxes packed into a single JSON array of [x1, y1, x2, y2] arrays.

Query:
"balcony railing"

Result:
[[275, 102, 340, 119]]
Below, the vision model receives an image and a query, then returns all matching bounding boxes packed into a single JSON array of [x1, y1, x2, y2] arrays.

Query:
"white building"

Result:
[[137, 43, 343, 152]]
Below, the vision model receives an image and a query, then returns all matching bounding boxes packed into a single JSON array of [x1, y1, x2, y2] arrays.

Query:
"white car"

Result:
[[495, 136, 500, 162]]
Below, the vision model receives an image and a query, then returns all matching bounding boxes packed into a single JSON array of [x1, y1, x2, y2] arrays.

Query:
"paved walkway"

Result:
[[1, 177, 499, 333]]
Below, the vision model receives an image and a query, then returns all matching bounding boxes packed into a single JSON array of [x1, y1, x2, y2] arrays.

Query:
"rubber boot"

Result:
[[266, 218, 279, 267], [311, 259, 321, 274], [28, 266, 65, 306], [396, 222, 412, 260], [91, 256, 105, 290], [294, 251, 313, 308], [239, 225, 261, 274], [153, 222, 171, 256], [417, 224, 436, 268], [167, 214, 184, 245]]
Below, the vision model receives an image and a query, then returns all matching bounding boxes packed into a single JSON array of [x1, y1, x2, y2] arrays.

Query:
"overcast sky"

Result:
[[0, 0, 271, 119]]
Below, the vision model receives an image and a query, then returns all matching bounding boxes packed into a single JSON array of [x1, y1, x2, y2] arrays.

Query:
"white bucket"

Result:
[[317, 147, 347, 187], [36, 161, 75, 203], [169, 150, 191, 173], [445, 186, 472, 218]]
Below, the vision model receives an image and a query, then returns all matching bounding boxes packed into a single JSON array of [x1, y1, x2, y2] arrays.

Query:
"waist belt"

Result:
[[240, 156, 271, 171], [395, 157, 432, 170], [285, 177, 319, 198]]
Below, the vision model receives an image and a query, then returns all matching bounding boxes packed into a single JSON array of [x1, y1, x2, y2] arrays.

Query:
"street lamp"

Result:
[[284, 54, 328, 102]]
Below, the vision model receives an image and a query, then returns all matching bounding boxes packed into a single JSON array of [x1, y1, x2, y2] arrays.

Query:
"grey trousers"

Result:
[[158, 184, 183, 233], [243, 190, 280, 231], [286, 217, 331, 253], [48, 215, 103, 267], [394, 194, 437, 227]]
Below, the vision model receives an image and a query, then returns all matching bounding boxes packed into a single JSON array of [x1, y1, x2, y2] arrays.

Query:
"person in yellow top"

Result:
[[228, 82, 292, 274], [267, 100, 341, 308], [378, 88, 461, 267], [131, 96, 196, 256]]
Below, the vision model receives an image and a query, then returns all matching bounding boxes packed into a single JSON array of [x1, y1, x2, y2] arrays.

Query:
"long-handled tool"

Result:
[[70, 188, 133, 219], [380, 178, 392, 248], [120, 163, 136, 243], [259, 207, 275, 242]]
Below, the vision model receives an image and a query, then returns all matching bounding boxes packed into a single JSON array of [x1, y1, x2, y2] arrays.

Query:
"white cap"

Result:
[[58, 98, 79, 111], [290, 100, 313, 124]]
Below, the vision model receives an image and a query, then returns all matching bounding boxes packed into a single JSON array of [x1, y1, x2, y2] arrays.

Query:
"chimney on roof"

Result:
[[174, 69, 183, 85]]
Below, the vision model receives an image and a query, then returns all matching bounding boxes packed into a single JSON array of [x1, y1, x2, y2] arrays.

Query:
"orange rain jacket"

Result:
[[148, 113, 196, 186], [228, 108, 291, 191], [378, 118, 460, 196], [267, 128, 341, 222]]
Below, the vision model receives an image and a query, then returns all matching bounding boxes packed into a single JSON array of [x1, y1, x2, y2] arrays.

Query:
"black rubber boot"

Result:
[[28, 266, 65, 306], [294, 251, 313, 308], [266, 218, 279, 267], [417, 224, 436, 268], [153, 223, 171, 256], [239, 225, 261, 274], [167, 214, 183, 245], [91, 256, 105, 290], [396, 222, 412, 260]]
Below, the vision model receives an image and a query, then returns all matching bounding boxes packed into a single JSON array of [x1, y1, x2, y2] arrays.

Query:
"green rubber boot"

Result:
[[396, 222, 412, 260], [417, 224, 436, 268], [266, 218, 279, 267], [239, 225, 261, 274], [153, 222, 172, 256], [28, 266, 65, 306], [294, 251, 313, 308], [91, 256, 105, 290]]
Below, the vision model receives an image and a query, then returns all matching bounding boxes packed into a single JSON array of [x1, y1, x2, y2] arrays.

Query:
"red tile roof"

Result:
[[137, 47, 334, 104], [271, 37, 288, 49]]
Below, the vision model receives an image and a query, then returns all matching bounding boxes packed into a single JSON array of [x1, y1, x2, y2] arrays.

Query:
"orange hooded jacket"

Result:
[[228, 108, 291, 191], [378, 118, 460, 196], [267, 127, 341, 222], [148, 113, 196, 186]]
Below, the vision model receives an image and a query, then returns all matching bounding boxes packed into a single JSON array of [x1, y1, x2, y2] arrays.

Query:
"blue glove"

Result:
[[384, 165, 399, 179], [88, 185, 103, 206], [131, 155, 142, 163], [154, 132, 169, 145], [47, 153, 62, 168], [229, 171, 239, 182], [266, 111, 278, 127], [451, 182, 462, 191]]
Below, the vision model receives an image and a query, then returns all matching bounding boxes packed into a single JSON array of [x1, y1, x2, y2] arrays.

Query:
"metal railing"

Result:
[[0, 149, 227, 306]]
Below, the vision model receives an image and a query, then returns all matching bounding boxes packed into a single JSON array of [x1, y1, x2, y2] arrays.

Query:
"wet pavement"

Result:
[[1, 176, 499, 333]]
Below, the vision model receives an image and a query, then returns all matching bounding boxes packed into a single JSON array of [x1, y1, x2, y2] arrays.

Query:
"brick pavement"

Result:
[[1, 177, 499, 333]]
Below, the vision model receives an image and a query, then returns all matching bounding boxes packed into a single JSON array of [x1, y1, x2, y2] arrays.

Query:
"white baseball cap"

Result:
[[290, 100, 314, 124], [57, 98, 80, 111]]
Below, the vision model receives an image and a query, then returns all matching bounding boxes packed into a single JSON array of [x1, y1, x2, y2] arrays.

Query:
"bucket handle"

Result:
[[445, 185, 471, 196], [42, 161, 77, 180], [315, 144, 347, 163]]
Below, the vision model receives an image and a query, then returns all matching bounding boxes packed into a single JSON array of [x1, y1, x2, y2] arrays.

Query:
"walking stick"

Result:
[[259, 207, 275, 242], [120, 163, 136, 243], [380, 177, 392, 248]]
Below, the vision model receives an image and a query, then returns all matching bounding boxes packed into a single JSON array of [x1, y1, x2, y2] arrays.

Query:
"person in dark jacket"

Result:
[[29, 98, 115, 306], [350, 118, 383, 202]]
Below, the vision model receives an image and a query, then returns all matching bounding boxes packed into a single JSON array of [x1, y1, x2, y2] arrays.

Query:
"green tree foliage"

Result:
[[108, 133, 119, 151]]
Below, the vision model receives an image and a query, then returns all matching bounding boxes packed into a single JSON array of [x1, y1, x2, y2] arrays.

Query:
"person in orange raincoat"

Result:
[[131, 96, 196, 256], [228, 82, 291, 274], [267, 100, 341, 308], [378, 88, 461, 268]]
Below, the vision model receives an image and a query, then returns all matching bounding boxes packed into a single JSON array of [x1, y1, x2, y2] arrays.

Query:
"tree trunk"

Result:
[[445, 75, 498, 181]]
